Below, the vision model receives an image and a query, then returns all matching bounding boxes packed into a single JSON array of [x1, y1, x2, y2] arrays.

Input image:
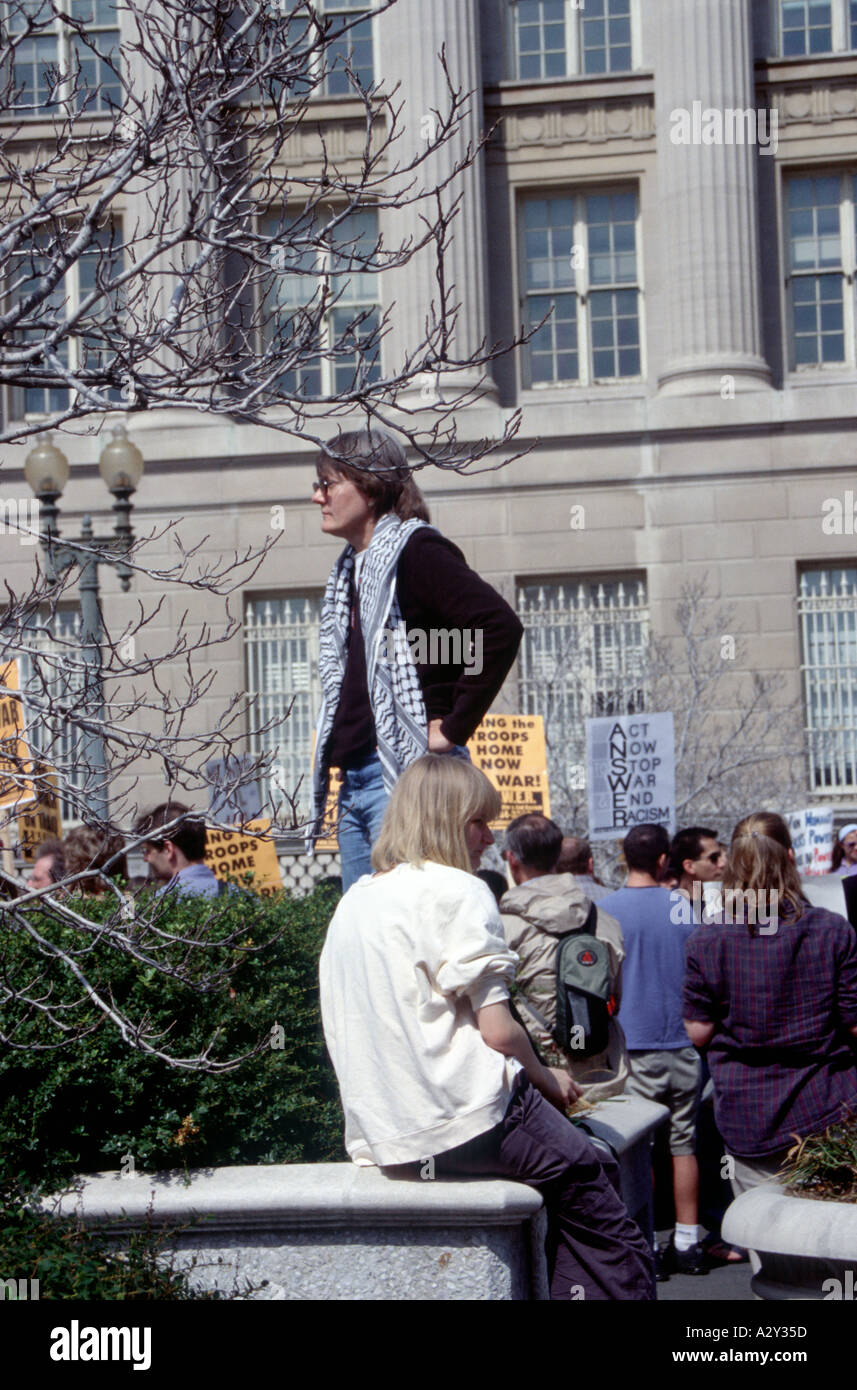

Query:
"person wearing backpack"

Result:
[[500, 814, 629, 1102]]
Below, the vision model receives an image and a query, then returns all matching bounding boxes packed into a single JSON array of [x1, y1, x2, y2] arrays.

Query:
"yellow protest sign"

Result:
[[16, 764, 62, 861], [468, 713, 551, 828], [204, 818, 283, 897], [0, 660, 35, 808]]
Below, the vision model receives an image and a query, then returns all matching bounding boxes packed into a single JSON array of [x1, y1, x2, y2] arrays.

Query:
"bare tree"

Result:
[[0, 0, 524, 470], [527, 576, 806, 861], [0, 0, 528, 1063]]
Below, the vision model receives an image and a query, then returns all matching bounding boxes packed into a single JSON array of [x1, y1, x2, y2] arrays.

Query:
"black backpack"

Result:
[[552, 901, 615, 1058]]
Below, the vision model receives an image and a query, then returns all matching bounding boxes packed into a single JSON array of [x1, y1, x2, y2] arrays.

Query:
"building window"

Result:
[[786, 173, 856, 370], [510, 0, 634, 81], [17, 608, 85, 825], [519, 188, 641, 386], [263, 206, 381, 397], [517, 575, 649, 815], [780, 1, 833, 54], [7, 222, 123, 417], [5, 0, 121, 115], [321, 0, 373, 94], [775, 0, 857, 54], [798, 567, 857, 792], [245, 594, 323, 821]]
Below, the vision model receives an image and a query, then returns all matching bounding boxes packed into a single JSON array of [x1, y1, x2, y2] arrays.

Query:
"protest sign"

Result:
[[16, 765, 62, 861], [0, 660, 35, 808], [314, 780, 339, 852], [786, 806, 834, 876], [204, 818, 283, 897], [586, 712, 675, 841], [468, 714, 551, 827]]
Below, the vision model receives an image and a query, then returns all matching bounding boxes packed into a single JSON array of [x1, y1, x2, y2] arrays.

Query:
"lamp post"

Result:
[[24, 426, 144, 823]]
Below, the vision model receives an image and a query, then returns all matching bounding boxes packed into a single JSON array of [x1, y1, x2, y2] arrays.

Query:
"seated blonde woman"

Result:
[[319, 754, 653, 1301]]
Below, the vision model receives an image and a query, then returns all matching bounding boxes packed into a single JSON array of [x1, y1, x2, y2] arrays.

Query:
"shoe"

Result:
[[703, 1236, 749, 1266], [654, 1245, 671, 1283], [661, 1234, 710, 1276]]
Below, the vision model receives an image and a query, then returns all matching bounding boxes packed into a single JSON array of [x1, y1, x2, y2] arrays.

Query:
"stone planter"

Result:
[[722, 1184, 857, 1300], [45, 1098, 667, 1301]]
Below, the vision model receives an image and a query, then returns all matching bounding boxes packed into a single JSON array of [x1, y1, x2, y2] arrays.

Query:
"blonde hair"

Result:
[[724, 811, 804, 924], [371, 755, 500, 874]]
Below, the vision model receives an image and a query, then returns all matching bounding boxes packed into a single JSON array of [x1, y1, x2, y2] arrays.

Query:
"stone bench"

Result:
[[48, 1096, 667, 1301]]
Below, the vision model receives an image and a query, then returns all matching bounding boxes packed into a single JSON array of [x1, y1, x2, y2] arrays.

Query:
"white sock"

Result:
[[674, 1223, 699, 1252]]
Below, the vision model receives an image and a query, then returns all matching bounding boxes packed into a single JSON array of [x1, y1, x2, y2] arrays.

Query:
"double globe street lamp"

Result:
[[24, 426, 145, 822]]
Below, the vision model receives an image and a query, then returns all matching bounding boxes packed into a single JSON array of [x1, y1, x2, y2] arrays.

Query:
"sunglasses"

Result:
[[312, 478, 346, 498], [702, 850, 726, 864]]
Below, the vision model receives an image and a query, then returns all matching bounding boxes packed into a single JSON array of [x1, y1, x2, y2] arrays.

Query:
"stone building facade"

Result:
[[3, 0, 857, 885]]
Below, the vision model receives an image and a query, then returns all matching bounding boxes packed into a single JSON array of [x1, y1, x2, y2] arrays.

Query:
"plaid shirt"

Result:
[[683, 904, 857, 1158]]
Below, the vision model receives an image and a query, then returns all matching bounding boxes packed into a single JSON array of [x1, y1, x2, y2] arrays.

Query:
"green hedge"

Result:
[[0, 884, 345, 1193]]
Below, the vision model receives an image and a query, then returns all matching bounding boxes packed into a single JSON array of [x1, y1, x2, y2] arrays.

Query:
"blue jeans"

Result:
[[336, 744, 472, 891], [337, 752, 390, 892]]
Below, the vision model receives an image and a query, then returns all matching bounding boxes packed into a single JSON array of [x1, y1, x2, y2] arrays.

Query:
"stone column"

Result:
[[377, 0, 497, 401], [652, 0, 771, 394]]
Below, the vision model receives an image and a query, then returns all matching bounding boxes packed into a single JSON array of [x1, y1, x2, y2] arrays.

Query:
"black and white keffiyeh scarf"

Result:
[[310, 512, 430, 840]]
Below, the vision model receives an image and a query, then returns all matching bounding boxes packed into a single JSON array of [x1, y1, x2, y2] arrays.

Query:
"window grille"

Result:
[[517, 576, 649, 810], [798, 567, 857, 792], [244, 594, 323, 823], [16, 607, 86, 824]]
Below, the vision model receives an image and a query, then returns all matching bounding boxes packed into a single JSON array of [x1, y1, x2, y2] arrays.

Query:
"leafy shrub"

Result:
[[0, 1185, 215, 1300], [780, 1113, 857, 1202], [0, 884, 345, 1192]]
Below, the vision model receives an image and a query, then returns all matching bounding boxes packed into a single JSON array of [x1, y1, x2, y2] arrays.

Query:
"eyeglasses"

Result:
[[703, 850, 726, 864], [312, 478, 345, 498]]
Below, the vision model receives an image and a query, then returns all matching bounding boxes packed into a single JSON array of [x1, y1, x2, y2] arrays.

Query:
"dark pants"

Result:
[[431, 1075, 655, 1301]]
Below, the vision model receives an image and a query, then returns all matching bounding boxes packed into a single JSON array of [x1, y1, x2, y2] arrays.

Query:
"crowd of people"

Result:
[[13, 430, 857, 1300], [319, 769, 857, 1299], [24, 802, 221, 901]]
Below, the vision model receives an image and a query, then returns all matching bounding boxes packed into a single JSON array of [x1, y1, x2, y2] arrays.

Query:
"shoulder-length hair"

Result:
[[723, 810, 805, 923], [317, 429, 430, 523], [372, 755, 500, 874]]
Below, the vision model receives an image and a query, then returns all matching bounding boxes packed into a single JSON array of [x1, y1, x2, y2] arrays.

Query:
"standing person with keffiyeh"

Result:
[[309, 429, 523, 891]]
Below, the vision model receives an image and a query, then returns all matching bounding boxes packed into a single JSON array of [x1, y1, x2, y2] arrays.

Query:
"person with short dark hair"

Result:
[[134, 802, 219, 899], [500, 814, 629, 1101], [556, 834, 612, 903], [28, 838, 65, 891], [669, 826, 725, 909], [600, 824, 706, 1279]]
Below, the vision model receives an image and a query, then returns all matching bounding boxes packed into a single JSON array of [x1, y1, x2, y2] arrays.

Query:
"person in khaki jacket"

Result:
[[500, 813, 629, 1102]]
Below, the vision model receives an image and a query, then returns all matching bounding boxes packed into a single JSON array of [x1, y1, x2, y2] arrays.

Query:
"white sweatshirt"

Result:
[[319, 861, 522, 1166]]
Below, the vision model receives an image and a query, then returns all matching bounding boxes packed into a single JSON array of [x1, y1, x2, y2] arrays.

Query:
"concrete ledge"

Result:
[[49, 1163, 543, 1233], [44, 1098, 666, 1300]]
